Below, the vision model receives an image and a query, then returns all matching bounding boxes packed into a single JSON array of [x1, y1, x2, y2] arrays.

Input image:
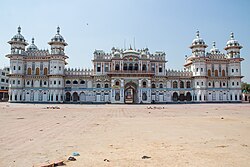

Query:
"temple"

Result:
[[6, 27, 244, 103]]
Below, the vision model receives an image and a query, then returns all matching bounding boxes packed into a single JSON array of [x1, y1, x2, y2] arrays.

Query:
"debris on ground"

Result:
[[46, 106, 60, 109], [68, 156, 76, 161], [72, 152, 80, 156], [54, 160, 65, 166], [221, 117, 224, 119], [16, 117, 25, 120], [104, 159, 110, 162], [142, 155, 151, 159], [147, 106, 165, 110]]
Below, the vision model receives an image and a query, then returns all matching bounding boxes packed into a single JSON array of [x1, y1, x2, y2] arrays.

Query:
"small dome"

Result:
[[27, 38, 38, 51], [226, 32, 239, 47], [11, 26, 26, 42], [50, 26, 65, 42], [192, 31, 205, 45], [210, 41, 220, 54], [114, 51, 120, 57]]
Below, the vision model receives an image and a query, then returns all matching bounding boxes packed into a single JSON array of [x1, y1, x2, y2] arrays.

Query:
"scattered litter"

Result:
[[241, 144, 248, 147], [147, 106, 165, 110], [221, 117, 224, 119], [72, 152, 80, 156], [68, 156, 76, 161], [39, 163, 54, 167], [46, 106, 60, 109], [54, 160, 65, 166], [40, 129, 43, 131], [142, 155, 151, 159], [56, 123, 60, 124], [216, 145, 228, 148], [63, 116, 66, 118], [104, 159, 110, 162], [16, 117, 25, 120]]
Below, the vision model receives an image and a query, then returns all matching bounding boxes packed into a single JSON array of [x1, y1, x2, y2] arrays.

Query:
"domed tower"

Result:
[[48, 26, 68, 55], [8, 26, 28, 55], [6, 26, 28, 102], [186, 31, 208, 102], [225, 32, 242, 59], [27, 38, 38, 51], [47, 27, 68, 102], [190, 31, 208, 57], [225, 32, 244, 102], [210, 41, 220, 54]]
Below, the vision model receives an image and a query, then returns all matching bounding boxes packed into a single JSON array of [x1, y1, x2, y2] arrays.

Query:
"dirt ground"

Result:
[[0, 103, 249, 167]]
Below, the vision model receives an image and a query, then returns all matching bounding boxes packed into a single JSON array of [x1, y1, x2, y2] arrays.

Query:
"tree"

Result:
[[241, 82, 250, 93]]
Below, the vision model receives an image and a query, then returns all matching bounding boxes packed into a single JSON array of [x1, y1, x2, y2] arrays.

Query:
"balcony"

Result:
[[107, 70, 155, 77]]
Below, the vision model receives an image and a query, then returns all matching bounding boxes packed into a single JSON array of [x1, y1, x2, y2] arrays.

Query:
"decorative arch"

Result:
[[35, 68, 40, 75], [44, 67, 48, 75], [72, 92, 79, 102], [173, 92, 178, 101], [180, 81, 184, 88], [208, 69, 211, 76], [27, 68, 32, 75], [173, 81, 178, 88], [215, 69, 218, 77]]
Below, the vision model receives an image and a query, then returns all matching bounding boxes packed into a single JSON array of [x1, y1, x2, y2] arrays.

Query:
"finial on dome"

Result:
[[18, 26, 21, 34], [212, 41, 216, 47], [196, 30, 200, 38], [57, 26, 60, 34], [32, 37, 34, 44], [230, 32, 234, 39]]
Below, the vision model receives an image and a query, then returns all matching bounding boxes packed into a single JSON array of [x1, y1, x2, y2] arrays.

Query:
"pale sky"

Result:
[[0, 0, 249, 82]]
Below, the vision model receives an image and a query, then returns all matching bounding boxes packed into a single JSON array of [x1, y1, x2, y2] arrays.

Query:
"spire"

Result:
[[212, 41, 216, 48], [32, 37, 35, 44], [57, 26, 60, 34], [18, 26, 21, 34], [196, 30, 200, 38], [230, 32, 234, 39]]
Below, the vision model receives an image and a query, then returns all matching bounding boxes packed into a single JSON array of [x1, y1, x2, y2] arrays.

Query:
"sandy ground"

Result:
[[0, 103, 250, 167]]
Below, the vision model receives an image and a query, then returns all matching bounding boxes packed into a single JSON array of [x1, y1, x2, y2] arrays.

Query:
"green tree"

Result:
[[241, 82, 250, 93]]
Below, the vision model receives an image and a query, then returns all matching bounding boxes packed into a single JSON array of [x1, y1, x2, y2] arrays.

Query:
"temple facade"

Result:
[[6, 27, 244, 103]]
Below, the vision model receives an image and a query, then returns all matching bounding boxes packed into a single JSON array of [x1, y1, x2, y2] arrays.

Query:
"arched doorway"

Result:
[[79, 92, 86, 102], [186, 92, 192, 101], [72, 92, 79, 102], [179, 93, 185, 101], [124, 82, 137, 103], [65, 92, 71, 102], [173, 92, 178, 101]]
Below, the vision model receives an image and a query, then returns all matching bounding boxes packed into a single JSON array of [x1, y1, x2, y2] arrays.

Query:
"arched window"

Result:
[[66, 80, 71, 84], [215, 70, 218, 77], [73, 80, 78, 84], [129, 63, 133, 70], [35, 68, 40, 75], [173, 81, 178, 88], [142, 81, 147, 88], [134, 63, 138, 70], [208, 82, 211, 86], [115, 64, 120, 71], [18, 66, 21, 70], [80, 80, 85, 84], [27, 81, 30, 85], [104, 83, 109, 88], [173, 92, 178, 101], [186, 81, 191, 88], [123, 63, 127, 70], [44, 68, 48, 75], [115, 81, 120, 86], [142, 64, 147, 71], [27, 68, 32, 75], [159, 83, 163, 88], [115, 92, 120, 101], [222, 69, 225, 77], [207, 69, 211, 76], [97, 83, 101, 88], [180, 81, 184, 88], [13, 66, 16, 70], [151, 83, 156, 88], [142, 92, 147, 101]]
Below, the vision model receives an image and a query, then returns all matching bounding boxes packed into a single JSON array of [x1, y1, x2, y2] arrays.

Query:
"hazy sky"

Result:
[[0, 0, 249, 82]]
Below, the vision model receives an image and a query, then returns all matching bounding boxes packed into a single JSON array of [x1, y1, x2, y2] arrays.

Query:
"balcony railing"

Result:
[[107, 70, 155, 75]]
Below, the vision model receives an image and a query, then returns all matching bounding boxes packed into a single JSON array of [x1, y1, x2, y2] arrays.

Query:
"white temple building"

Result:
[[6, 27, 244, 103]]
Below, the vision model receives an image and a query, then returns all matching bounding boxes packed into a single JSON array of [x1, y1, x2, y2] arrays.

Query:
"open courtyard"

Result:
[[0, 103, 250, 167]]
